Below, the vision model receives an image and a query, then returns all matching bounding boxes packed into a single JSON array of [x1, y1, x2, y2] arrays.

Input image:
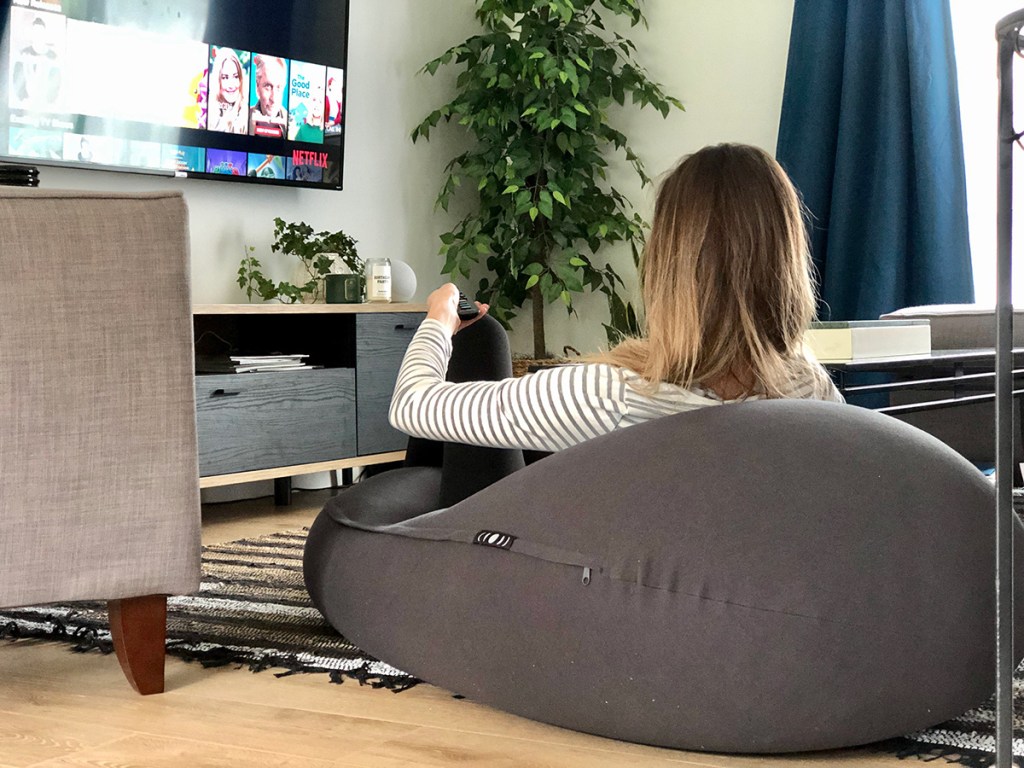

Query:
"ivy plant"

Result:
[[413, 0, 682, 357], [237, 218, 361, 303]]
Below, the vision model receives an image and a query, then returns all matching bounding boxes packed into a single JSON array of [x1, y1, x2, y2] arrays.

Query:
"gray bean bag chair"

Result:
[[303, 399, 1024, 753]]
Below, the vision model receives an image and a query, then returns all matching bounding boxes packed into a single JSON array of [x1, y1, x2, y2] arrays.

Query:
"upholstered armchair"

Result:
[[0, 188, 201, 694]]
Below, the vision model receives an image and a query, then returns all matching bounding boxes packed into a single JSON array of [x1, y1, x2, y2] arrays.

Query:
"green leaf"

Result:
[[552, 190, 567, 206], [538, 190, 554, 219], [529, 206, 539, 221], [502, 184, 519, 194], [569, 256, 587, 267], [525, 274, 540, 289]]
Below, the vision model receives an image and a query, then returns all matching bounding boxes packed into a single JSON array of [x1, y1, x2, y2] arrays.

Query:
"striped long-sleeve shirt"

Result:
[[389, 319, 844, 454]]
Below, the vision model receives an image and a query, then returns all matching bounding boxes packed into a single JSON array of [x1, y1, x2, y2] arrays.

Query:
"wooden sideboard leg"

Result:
[[108, 594, 167, 695]]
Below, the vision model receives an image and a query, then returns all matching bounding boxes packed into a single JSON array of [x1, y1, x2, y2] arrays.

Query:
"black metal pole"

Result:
[[995, 11, 1023, 768]]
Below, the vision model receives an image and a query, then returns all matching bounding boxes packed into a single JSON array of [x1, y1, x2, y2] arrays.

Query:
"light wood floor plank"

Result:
[[0, 711, 128, 768], [25, 733, 350, 768]]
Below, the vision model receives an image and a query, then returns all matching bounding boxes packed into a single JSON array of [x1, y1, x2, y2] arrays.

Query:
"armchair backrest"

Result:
[[0, 189, 201, 607]]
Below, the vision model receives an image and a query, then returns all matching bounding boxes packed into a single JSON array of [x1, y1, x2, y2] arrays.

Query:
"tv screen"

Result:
[[0, 0, 349, 190]]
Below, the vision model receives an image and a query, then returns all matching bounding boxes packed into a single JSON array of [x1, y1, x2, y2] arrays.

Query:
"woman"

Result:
[[208, 48, 247, 134], [389, 143, 842, 459]]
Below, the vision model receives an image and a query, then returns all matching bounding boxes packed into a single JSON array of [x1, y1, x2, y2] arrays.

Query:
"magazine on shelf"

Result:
[[229, 354, 309, 364], [197, 353, 315, 374]]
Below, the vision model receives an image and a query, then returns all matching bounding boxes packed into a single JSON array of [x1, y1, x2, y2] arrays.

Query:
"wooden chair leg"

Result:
[[108, 594, 167, 695]]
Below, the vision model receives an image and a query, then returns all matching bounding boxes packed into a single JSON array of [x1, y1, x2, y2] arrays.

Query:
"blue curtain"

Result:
[[776, 0, 974, 321]]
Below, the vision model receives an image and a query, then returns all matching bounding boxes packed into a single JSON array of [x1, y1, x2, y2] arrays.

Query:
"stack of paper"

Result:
[[228, 355, 313, 373]]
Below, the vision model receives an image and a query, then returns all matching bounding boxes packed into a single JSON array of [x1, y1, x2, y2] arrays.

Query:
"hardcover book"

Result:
[[805, 320, 931, 362]]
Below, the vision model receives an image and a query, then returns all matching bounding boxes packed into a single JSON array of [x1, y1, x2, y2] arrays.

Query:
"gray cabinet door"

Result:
[[196, 368, 356, 476], [356, 313, 424, 455]]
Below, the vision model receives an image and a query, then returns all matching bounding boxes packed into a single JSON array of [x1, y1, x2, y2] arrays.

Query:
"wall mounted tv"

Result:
[[0, 0, 349, 190]]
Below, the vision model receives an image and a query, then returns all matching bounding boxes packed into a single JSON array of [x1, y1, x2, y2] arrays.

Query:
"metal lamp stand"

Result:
[[995, 10, 1024, 768]]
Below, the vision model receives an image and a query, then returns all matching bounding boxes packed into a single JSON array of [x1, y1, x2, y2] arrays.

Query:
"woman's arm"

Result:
[[389, 318, 628, 453]]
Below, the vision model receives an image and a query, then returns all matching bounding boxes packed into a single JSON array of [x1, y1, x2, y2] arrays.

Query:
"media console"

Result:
[[193, 303, 426, 495]]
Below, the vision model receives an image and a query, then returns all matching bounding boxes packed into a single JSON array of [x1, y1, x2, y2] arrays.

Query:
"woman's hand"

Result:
[[426, 283, 489, 336]]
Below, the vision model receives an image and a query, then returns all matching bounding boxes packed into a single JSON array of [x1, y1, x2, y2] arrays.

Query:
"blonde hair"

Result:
[[600, 143, 820, 398]]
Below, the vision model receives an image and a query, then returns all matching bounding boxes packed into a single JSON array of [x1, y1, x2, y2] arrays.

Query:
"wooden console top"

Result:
[[193, 302, 428, 315]]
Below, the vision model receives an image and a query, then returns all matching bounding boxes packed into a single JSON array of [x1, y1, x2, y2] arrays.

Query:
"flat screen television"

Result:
[[0, 0, 349, 190]]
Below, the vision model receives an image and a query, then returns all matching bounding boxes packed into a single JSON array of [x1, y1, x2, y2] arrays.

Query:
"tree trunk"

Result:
[[531, 283, 547, 359]]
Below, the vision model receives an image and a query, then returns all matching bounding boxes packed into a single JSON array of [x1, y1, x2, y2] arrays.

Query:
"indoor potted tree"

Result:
[[413, 0, 682, 358]]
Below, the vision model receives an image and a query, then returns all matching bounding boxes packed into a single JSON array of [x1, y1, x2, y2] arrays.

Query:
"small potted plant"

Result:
[[238, 218, 361, 303]]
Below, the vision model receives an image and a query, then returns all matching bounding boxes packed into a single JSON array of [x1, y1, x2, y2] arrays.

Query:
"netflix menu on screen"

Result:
[[1, 0, 346, 188]]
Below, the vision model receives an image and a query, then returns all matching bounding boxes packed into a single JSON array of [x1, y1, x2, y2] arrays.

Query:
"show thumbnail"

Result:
[[287, 60, 326, 144], [7, 126, 61, 159], [184, 62, 209, 129], [128, 140, 163, 169], [9, 7, 66, 113], [62, 133, 122, 165], [287, 151, 324, 183], [161, 144, 205, 172], [248, 54, 289, 138], [324, 68, 344, 135], [247, 153, 285, 179], [208, 47, 250, 135], [207, 149, 246, 176]]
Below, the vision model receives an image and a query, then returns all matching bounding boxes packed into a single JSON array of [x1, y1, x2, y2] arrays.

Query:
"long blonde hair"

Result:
[[601, 143, 819, 398]]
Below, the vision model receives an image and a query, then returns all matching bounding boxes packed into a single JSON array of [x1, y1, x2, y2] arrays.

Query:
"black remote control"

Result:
[[457, 291, 480, 321]]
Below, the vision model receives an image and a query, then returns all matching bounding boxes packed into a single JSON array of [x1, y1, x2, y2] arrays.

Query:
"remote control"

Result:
[[457, 291, 480, 321]]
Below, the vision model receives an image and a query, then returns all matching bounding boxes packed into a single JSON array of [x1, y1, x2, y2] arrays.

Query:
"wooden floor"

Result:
[[0, 489, 906, 768]]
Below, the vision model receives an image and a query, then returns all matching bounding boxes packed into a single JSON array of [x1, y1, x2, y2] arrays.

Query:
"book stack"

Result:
[[805, 319, 932, 362], [0, 164, 39, 187], [196, 354, 314, 374], [229, 355, 313, 373]]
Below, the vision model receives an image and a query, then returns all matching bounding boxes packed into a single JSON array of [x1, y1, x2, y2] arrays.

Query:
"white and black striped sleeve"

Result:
[[389, 319, 628, 453]]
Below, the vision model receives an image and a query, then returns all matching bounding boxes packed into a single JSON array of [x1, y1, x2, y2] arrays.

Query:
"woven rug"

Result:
[[0, 529, 418, 691], [883, 676, 1024, 768]]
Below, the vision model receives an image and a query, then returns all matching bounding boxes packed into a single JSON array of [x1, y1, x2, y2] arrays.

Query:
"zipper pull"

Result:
[[582, 566, 592, 586]]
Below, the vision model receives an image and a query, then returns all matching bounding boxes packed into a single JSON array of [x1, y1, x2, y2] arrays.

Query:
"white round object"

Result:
[[390, 258, 418, 302]]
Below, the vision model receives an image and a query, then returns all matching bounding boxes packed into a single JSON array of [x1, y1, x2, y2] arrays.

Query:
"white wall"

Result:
[[34, 0, 796, 357], [530, 0, 796, 356], [951, 0, 1024, 306]]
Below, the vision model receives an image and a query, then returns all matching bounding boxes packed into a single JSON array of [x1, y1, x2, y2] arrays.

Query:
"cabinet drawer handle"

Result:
[[394, 323, 421, 332], [210, 388, 241, 398]]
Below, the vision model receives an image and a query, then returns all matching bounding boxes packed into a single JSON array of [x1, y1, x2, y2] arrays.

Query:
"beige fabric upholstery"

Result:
[[0, 189, 201, 607]]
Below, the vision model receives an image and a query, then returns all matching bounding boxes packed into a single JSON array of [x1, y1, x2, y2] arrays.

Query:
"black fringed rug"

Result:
[[883, 684, 1024, 768], [0, 529, 418, 692]]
